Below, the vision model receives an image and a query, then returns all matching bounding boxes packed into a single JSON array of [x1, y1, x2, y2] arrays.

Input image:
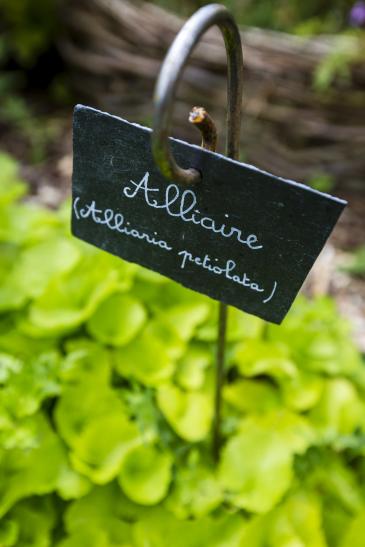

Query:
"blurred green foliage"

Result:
[[0, 92, 62, 163], [152, 0, 355, 33], [308, 173, 336, 193], [0, 0, 359, 75], [0, 0, 57, 67], [313, 35, 364, 91], [153, 0, 365, 93], [0, 152, 364, 545], [341, 246, 365, 277]]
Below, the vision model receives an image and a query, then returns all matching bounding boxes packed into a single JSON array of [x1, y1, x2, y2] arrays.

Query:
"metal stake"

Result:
[[214, 302, 227, 460], [151, 3, 244, 459], [189, 106, 227, 461]]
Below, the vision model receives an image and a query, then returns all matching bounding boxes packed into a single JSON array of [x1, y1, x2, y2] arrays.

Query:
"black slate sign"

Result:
[[72, 105, 346, 324]]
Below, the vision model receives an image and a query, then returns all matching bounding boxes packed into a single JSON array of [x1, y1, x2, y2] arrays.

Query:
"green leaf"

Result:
[[234, 339, 296, 379], [114, 321, 181, 386], [298, 448, 364, 515], [60, 340, 112, 386], [340, 509, 365, 547], [0, 353, 22, 383], [56, 463, 92, 500], [118, 444, 173, 505], [175, 345, 212, 390], [0, 414, 66, 517], [64, 483, 148, 532], [133, 508, 246, 547], [219, 430, 292, 513], [70, 413, 143, 484], [58, 528, 110, 547], [324, 457, 364, 514], [322, 498, 352, 547], [269, 491, 327, 547], [63, 484, 140, 545], [0, 236, 80, 311], [219, 412, 314, 513], [304, 333, 351, 374], [0, 153, 26, 207], [120, 387, 160, 440], [0, 201, 65, 246], [314, 47, 353, 92], [223, 379, 280, 414], [0, 518, 18, 546], [136, 267, 168, 285], [0, 243, 18, 288], [165, 462, 223, 518], [55, 381, 144, 483], [197, 306, 263, 342], [87, 293, 147, 346], [54, 382, 124, 447], [246, 410, 315, 454], [130, 269, 170, 308], [238, 515, 268, 547], [0, 323, 56, 360], [24, 251, 124, 335], [158, 302, 210, 341], [157, 384, 213, 442], [278, 371, 323, 411], [341, 245, 365, 278], [150, 281, 212, 311], [268, 296, 361, 377], [310, 379, 365, 437], [1, 351, 61, 418], [8, 496, 57, 547]]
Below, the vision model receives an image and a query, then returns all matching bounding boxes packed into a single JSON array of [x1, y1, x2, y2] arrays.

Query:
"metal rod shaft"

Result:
[[189, 105, 227, 461], [213, 302, 227, 461], [153, 4, 243, 460]]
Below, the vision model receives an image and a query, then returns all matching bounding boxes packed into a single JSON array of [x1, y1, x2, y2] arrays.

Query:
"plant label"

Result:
[[72, 105, 346, 324]]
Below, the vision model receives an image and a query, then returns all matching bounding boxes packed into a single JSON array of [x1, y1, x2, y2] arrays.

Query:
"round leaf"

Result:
[[219, 418, 294, 513], [87, 293, 146, 346], [115, 322, 180, 386], [157, 385, 213, 442], [166, 464, 222, 518], [71, 414, 142, 484], [118, 444, 173, 505]]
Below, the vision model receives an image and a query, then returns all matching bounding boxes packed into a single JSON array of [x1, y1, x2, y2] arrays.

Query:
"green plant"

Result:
[[0, 151, 364, 546], [341, 246, 365, 277], [150, 0, 357, 34], [0, 0, 57, 67], [0, 94, 62, 163], [313, 34, 364, 91], [308, 173, 335, 193]]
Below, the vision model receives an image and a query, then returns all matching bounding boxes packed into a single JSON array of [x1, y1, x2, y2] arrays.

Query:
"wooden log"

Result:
[[59, 0, 365, 189]]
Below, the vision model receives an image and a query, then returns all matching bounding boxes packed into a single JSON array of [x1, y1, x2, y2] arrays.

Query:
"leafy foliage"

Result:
[[152, 0, 357, 33], [0, 0, 57, 67], [0, 152, 364, 545], [341, 245, 365, 277], [313, 36, 364, 91]]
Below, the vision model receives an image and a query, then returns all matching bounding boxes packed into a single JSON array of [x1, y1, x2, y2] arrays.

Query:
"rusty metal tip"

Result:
[[189, 106, 217, 153], [189, 106, 207, 124]]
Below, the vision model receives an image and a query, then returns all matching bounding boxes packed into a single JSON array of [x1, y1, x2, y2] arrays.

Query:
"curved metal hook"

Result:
[[152, 3, 244, 185]]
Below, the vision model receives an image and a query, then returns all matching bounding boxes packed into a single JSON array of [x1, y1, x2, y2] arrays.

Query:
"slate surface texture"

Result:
[[72, 105, 346, 323]]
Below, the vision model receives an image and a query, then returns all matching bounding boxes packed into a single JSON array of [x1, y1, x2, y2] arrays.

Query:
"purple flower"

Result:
[[349, 1, 365, 27]]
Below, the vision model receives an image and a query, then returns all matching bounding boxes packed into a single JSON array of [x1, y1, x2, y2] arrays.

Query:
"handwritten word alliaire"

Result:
[[123, 172, 263, 251]]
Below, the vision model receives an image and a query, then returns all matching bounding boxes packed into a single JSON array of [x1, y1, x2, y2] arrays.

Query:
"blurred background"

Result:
[[0, 0, 364, 347]]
